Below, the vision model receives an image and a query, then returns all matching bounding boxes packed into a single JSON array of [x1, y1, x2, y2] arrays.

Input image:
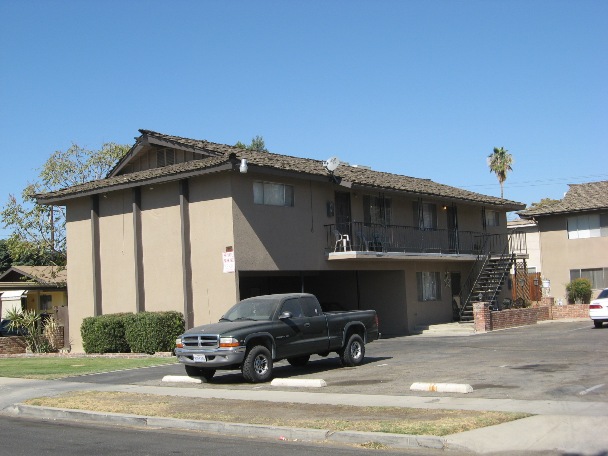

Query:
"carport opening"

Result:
[[238, 270, 408, 335]]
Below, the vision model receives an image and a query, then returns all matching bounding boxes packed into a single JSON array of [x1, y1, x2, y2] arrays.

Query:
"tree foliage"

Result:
[[1, 142, 129, 266], [487, 146, 514, 199], [529, 197, 560, 208], [235, 135, 268, 153], [0, 239, 12, 274]]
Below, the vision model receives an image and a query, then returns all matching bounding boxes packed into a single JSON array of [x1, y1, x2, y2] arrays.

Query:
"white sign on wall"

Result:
[[222, 251, 235, 273]]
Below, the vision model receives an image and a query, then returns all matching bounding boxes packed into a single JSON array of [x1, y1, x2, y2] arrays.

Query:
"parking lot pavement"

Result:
[[4, 320, 606, 455], [61, 320, 608, 403]]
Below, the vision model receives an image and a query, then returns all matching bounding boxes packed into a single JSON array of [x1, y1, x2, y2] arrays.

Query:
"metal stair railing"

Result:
[[458, 234, 491, 321], [485, 242, 516, 308]]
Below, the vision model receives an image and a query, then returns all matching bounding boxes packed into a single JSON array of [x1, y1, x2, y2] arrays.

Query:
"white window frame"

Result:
[[253, 181, 294, 207], [567, 214, 603, 239], [570, 268, 608, 289]]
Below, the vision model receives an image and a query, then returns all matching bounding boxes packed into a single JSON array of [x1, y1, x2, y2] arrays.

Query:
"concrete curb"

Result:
[[5, 404, 456, 451], [410, 382, 474, 394], [161, 375, 203, 384], [270, 378, 327, 388]]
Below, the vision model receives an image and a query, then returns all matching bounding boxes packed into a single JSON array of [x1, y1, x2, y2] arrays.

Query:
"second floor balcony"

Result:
[[325, 222, 527, 262]]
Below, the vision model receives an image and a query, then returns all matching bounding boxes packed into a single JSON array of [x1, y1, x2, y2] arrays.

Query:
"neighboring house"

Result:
[[507, 219, 542, 302], [518, 181, 608, 302], [37, 130, 525, 352], [0, 266, 68, 333], [507, 219, 541, 274]]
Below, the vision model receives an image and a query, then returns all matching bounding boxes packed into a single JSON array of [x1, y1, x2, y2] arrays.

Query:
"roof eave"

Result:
[[37, 163, 233, 205]]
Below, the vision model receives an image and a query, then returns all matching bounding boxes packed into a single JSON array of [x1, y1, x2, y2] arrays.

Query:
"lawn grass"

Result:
[[0, 356, 177, 379]]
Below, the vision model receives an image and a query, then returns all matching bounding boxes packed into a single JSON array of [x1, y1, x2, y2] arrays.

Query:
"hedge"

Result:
[[81, 311, 184, 354], [81, 313, 131, 354], [124, 311, 185, 354]]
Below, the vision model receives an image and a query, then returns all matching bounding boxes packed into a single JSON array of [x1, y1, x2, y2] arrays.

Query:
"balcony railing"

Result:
[[325, 222, 526, 257]]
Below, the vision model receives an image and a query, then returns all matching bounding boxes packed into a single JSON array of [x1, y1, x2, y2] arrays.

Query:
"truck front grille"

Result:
[[182, 334, 219, 349]]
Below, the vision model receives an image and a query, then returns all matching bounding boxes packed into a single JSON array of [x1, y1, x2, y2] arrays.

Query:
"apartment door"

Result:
[[335, 191, 352, 239], [447, 205, 459, 253]]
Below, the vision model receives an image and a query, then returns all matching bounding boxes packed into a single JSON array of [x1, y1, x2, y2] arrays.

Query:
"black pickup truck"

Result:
[[175, 293, 379, 383]]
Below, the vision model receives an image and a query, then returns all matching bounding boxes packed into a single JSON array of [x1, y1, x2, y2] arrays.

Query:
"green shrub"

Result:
[[81, 313, 132, 354], [81, 311, 185, 354], [566, 278, 592, 304], [124, 311, 185, 354]]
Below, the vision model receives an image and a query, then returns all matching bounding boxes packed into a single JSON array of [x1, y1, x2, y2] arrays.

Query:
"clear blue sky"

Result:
[[1, 0, 606, 238]]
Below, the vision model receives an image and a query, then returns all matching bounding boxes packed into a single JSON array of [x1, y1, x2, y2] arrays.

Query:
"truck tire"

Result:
[[339, 334, 365, 367], [185, 365, 216, 382], [242, 345, 273, 383], [287, 355, 310, 367]]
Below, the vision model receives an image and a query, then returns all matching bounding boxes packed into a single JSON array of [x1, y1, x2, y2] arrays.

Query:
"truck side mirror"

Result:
[[279, 311, 292, 320]]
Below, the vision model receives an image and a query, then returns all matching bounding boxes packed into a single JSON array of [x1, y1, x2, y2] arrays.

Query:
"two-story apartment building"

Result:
[[518, 181, 608, 302], [37, 130, 525, 351]]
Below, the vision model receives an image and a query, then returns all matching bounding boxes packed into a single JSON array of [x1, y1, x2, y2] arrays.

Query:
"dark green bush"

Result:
[[566, 278, 593, 304], [124, 311, 185, 354], [81, 311, 185, 354], [81, 313, 132, 354]]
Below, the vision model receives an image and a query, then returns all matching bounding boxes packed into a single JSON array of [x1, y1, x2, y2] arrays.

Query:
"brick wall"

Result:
[[490, 308, 540, 330], [0, 336, 27, 355], [473, 303, 588, 332], [0, 326, 65, 355], [473, 302, 491, 333], [549, 304, 589, 320]]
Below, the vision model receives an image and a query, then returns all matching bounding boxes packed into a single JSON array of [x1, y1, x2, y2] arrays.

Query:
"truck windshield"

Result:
[[222, 299, 274, 321]]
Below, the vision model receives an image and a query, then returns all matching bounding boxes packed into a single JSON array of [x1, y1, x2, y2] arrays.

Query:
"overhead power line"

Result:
[[457, 173, 608, 190]]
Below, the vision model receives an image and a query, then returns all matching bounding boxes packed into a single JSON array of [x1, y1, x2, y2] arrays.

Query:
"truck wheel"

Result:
[[339, 334, 365, 367], [287, 355, 310, 367], [185, 365, 216, 382], [242, 345, 273, 383]]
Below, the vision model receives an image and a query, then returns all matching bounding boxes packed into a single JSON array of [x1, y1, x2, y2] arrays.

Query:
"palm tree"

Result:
[[487, 147, 513, 198]]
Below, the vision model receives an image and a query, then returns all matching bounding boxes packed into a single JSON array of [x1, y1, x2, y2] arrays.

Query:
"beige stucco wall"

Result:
[[231, 172, 331, 271], [98, 190, 137, 313], [405, 260, 472, 330], [139, 182, 185, 312], [65, 198, 95, 352], [539, 214, 608, 300], [189, 173, 238, 325]]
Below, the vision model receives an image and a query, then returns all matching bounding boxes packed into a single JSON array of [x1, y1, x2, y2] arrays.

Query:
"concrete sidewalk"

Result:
[[1, 377, 607, 454]]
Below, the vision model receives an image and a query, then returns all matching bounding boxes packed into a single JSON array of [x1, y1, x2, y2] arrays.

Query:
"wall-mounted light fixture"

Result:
[[229, 152, 248, 173]]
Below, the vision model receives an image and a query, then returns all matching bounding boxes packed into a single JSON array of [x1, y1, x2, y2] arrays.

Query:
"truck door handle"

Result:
[[304, 323, 310, 327]]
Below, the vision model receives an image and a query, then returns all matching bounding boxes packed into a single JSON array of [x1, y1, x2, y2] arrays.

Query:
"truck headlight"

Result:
[[219, 337, 240, 348], [175, 338, 183, 349]]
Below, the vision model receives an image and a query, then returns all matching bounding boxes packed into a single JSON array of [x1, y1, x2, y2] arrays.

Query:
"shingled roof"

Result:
[[0, 266, 67, 286], [37, 129, 524, 210], [518, 181, 608, 217]]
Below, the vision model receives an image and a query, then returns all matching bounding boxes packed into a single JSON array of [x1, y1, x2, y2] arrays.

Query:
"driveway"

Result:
[[61, 320, 608, 402]]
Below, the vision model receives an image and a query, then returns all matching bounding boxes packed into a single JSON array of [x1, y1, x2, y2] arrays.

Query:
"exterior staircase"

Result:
[[459, 254, 515, 321]]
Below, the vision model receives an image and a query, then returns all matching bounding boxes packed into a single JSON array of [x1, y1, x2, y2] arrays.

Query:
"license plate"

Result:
[[193, 354, 206, 362]]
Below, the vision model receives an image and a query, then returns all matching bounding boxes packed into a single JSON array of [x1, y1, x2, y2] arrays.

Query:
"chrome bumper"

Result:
[[175, 347, 246, 368]]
